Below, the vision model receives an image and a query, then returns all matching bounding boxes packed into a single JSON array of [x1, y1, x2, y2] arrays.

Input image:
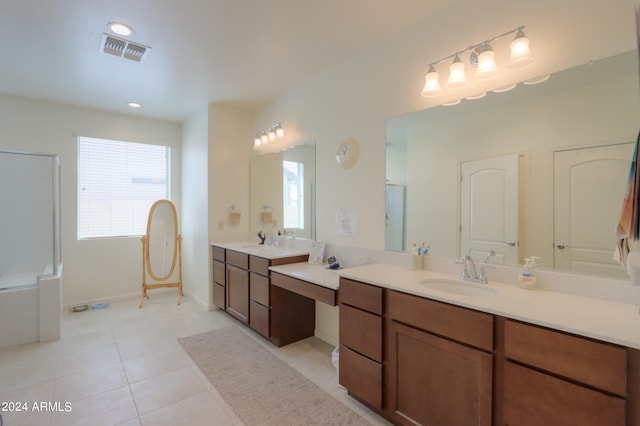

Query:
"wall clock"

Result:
[[336, 138, 359, 169]]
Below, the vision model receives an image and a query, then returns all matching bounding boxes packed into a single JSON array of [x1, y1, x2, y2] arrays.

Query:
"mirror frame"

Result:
[[144, 199, 179, 281]]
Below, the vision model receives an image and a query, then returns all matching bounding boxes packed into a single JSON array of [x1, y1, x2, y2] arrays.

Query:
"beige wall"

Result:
[[253, 0, 634, 250]]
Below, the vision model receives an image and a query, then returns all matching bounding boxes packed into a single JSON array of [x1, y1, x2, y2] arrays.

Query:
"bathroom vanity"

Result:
[[211, 242, 338, 347], [338, 263, 640, 426]]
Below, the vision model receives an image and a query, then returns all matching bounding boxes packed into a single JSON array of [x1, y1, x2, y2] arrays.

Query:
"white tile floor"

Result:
[[0, 292, 390, 425]]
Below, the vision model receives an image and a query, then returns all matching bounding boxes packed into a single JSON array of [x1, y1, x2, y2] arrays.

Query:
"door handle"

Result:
[[503, 241, 516, 247], [555, 244, 571, 250]]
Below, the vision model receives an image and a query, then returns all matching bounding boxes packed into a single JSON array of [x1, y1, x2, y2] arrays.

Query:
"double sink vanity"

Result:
[[211, 240, 640, 426]]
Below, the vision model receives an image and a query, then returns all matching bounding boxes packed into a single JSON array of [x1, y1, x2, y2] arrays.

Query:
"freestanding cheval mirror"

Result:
[[139, 199, 183, 308]]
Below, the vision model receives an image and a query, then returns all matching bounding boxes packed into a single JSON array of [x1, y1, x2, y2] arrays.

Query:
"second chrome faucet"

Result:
[[460, 255, 488, 284]]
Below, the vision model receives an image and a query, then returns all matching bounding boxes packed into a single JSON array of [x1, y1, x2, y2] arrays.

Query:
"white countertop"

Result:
[[337, 263, 640, 350], [212, 240, 309, 260], [269, 263, 341, 290]]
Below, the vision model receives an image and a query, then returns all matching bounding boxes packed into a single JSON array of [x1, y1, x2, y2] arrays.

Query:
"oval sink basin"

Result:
[[420, 278, 498, 297], [240, 244, 266, 249]]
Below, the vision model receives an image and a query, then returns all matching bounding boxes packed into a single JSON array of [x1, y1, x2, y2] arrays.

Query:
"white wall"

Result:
[[181, 109, 210, 307], [0, 94, 181, 307]]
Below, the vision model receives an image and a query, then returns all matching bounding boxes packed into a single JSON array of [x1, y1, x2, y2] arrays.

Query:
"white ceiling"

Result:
[[0, 1, 635, 123], [0, 0, 461, 122]]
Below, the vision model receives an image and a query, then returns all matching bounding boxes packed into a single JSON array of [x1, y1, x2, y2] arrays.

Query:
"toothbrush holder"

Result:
[[411, 255, 423, 271]]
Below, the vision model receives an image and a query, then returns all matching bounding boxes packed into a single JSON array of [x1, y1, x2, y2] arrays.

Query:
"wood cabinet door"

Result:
[[504, 361, 625, 426], [386, 320, 493, 426], [226, 264, 249, 323]]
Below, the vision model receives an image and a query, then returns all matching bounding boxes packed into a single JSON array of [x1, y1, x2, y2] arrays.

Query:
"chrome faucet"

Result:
[[460, 256, 488, 284]]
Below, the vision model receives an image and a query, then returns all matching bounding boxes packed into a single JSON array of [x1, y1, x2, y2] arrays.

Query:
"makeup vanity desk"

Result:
[[211, 242, 338, 347]]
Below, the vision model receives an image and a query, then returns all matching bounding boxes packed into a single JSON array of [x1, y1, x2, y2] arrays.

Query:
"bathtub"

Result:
[[0, 264, 62, 349]]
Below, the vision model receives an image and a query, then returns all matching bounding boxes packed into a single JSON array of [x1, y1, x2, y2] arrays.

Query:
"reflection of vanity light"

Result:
[[523, 74, 550, 85], [443, 99, 462, 106], [465, 92, 487, 100], [253, 122, 291, 153], [493, 83, 517, 93]]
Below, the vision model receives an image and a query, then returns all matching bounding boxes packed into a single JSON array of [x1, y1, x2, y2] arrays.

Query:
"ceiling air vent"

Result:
[[100, 33, 151, 63]]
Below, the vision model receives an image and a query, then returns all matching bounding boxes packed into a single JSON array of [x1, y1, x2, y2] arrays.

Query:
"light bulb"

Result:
[[475, 48, 499, 80], [421, 66, 442, 97], [268, 128, 276, 141], [446, 56, 467, 89], [509, 30, 534, 68]]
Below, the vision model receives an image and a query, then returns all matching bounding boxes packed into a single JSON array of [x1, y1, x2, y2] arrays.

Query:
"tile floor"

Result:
[[0, 292, 390, 425]]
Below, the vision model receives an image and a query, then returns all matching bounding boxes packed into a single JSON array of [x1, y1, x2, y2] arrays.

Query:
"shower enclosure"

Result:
[[0, 150, 63, 348]]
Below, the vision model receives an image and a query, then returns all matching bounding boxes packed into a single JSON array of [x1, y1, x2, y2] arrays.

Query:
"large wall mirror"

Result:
[[250, 142, 316, 239], [386, 50, 639, 279]]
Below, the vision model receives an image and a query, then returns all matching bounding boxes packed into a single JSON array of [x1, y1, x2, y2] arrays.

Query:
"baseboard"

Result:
[[314, 329, 338, 347]]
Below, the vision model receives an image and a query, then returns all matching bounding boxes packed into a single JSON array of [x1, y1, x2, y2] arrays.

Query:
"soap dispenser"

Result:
[[518, 257, 539, 290]]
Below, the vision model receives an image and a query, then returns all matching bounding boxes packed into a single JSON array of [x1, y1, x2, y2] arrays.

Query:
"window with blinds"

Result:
[[77, 136, 169, 239], [283, 160, 304, 229]]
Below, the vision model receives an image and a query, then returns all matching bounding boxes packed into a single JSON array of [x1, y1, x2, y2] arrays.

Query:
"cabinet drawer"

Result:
[[504, 361, 625, 426], [250, 272, 270, 306], [339, 345, 382, 410], [212, 246, 225, 261], [505, 320, 627, 396], [387, 290, 493, 352], [213, 260, 225, 285], [272, 272, 336, 306], [212, 282, 225, 310], [339, 304, 382, 362], [339, 278, 382, 315], [226, 250, 248, 269], [249, 255, 270, 276], [249, 300, 270, 338]]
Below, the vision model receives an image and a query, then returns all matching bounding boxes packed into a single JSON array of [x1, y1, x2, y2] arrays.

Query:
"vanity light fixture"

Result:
[[128, 102, 141, 108], [421, 25, 535, 99], [253, 123, 289, 153]]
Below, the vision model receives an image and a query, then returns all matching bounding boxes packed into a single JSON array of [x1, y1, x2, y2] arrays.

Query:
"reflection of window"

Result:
[[283, 160, 304, 229], [78, 136, 169, 239]]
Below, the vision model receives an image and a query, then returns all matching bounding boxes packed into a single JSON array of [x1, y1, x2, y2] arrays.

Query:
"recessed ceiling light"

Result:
[[128, 102, 141, 108], [108, 22, 134, 37]]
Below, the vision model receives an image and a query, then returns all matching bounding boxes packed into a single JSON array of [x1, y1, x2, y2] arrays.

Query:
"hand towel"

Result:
[[626, 251, 640, 285]]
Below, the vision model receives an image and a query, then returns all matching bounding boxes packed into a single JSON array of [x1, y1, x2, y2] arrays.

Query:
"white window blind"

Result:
[[283, 160, 304, 229], [78, 136, 169, 239]]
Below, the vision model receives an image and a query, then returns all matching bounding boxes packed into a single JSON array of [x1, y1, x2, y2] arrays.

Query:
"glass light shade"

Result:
[[523, 74, 550, 85], [276, 126, 284, 138], [475, 50, 499, 80], [268, 128, 276, 141], [254, 136, 261, 146], [509, 36, 534, 68], [446, 59, 467, 89], [421, 69, 442, 97], [261, 133, 268, 143]]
